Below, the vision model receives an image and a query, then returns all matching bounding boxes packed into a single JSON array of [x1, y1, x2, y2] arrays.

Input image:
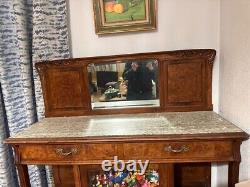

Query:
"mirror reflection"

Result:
[[88, 59, 159, 109]]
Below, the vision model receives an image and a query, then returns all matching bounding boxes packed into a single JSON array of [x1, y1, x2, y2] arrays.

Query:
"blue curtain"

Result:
[[0, 0, 70, 186]]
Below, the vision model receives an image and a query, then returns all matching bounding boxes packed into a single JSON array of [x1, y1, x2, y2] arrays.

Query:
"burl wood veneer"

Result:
[[5, 49, 249, 187], [35, 49, 215, 117], [6, 112, 249, 187]]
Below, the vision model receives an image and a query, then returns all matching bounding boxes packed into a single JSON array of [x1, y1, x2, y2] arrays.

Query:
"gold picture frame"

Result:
[[93, 0, 157, 35]]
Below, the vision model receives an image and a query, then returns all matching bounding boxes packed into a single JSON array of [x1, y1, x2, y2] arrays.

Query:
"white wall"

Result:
[[68, 0, 222, 185], [68, 0, 220, 112], [219, 0, 250, 185], [68, 0, 221, 183], [68, 0, 250, 185]]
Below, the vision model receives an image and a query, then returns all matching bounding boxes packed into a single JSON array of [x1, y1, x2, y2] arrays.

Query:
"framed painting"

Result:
[[93, 0, 157, 35]]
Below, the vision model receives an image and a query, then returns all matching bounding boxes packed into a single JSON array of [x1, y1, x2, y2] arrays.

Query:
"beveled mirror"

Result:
[[88, 59, 159, 109]]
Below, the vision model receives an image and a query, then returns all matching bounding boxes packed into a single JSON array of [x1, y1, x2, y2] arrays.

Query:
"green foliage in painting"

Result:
[[104, 0, 146, 23]]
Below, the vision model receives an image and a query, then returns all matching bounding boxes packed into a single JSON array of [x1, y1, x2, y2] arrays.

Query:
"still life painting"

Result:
[[104, 0, 146, 23], [93, 0, 157, 35]]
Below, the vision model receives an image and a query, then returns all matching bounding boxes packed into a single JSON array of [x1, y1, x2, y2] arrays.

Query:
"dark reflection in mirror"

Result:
[[88, 59, 159, 109]]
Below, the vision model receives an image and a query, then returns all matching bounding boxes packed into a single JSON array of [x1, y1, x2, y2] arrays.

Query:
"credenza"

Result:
[[5, 112, 249, 187], [5, 49, 249, 186]]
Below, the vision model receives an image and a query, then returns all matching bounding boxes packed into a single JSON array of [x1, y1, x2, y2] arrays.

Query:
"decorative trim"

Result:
[[35, 49, 216, 68], [34, 49, 217, 117], [167, 49, 216, 65]]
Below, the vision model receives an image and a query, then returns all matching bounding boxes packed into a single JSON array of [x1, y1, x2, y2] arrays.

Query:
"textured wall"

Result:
[[219, 0, 250, 185]]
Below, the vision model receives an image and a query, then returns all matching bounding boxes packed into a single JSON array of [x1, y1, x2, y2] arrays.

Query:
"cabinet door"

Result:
[[162, 59, 212, 111], [174, 163, 211, 187], [37, 64, 91, 117], [53, 166, 75, 187]]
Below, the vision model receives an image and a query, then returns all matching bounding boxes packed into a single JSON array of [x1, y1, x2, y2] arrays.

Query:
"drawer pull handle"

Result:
[[165, 145, 189, 153], [55, 148, 78, 156]]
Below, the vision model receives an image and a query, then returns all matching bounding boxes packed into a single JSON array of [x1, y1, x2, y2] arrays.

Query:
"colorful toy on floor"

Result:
[[89, 169, 160, 187]]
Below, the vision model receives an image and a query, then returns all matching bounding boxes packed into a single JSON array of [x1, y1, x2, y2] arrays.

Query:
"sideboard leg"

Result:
[[16, 164, 31, 187], [73, 165, 82, 187], [159, 163, 174, 187], [228, 161, 240, 187]]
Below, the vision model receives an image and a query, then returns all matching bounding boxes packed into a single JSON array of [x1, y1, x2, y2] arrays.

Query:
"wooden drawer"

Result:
[[19, 143, 118, 163], [20, 144, 84, 163], [123, 141, 233, 161], [84, 143, 118, 160], [19, 141, 232, 163]]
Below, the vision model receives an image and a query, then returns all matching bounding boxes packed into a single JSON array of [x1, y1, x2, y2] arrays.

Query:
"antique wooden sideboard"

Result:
[[5, 49, 249, 187]]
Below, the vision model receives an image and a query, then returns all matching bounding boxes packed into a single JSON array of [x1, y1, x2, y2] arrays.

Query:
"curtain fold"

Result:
[[32, 0, 70, 186], [0, 88, 18, 187], [0, 0, 70, 186], [32, 0, 70, 120]]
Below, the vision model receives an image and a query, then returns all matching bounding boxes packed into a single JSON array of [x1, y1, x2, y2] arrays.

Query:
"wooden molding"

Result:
[[35, 49, 216, 117]]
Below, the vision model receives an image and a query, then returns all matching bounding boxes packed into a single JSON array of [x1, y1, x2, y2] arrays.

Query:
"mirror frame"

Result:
[[87, 59, 160, 110]]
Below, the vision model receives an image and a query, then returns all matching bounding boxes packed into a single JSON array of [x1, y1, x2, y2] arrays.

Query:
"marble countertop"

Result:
[[9, 111, 245, 140]]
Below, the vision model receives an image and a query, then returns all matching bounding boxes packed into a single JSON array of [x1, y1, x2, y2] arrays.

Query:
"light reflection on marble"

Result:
[[11, 111, 243, 139]]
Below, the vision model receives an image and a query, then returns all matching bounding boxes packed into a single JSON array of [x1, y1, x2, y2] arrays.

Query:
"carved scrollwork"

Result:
[[166, 49, 216, 65], [35, 49, 216, 74]]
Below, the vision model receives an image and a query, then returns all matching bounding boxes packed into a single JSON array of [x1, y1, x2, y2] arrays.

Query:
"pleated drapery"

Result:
[[0, 0, 70, 186]]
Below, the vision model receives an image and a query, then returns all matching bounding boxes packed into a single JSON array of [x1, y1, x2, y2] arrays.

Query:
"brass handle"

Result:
[[165, 145, 189, 153], [55, 147, 78, 156]]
